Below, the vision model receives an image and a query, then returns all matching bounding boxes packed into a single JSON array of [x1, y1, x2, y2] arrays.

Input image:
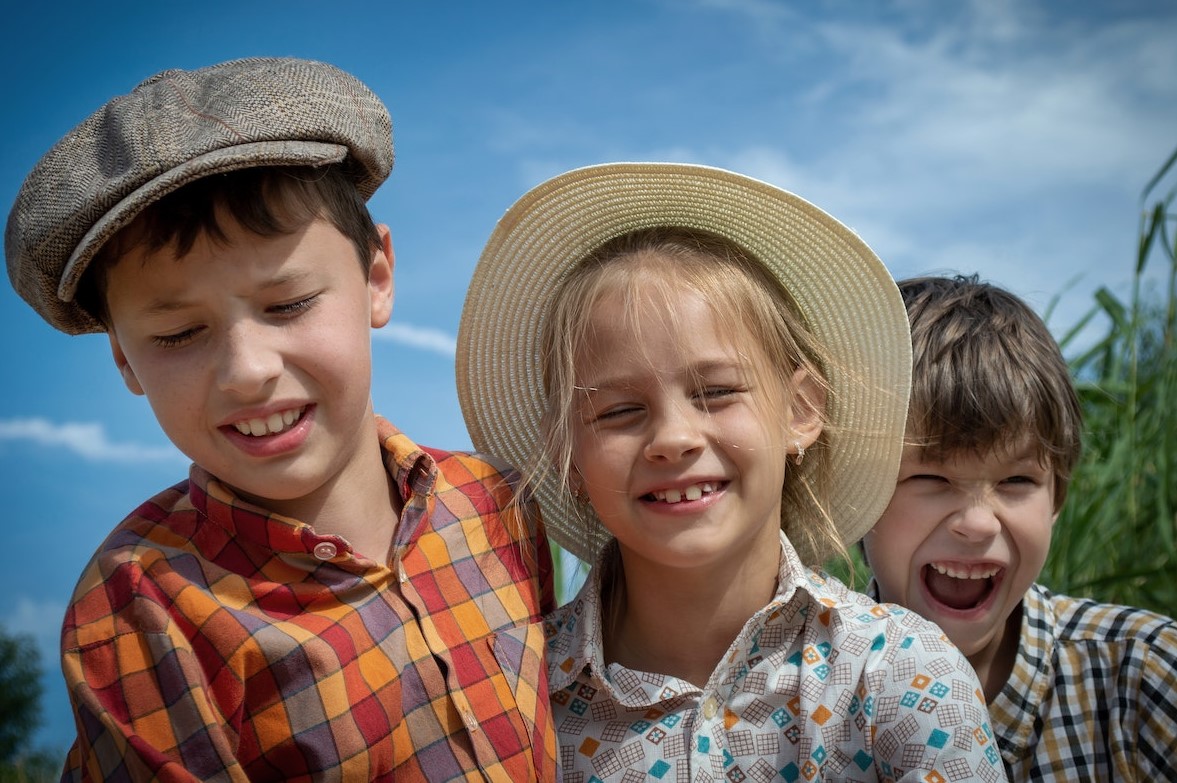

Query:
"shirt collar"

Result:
[[186, 415, 437, 559], [547, 530, 821, 693], [992, 582, 1056, 756]]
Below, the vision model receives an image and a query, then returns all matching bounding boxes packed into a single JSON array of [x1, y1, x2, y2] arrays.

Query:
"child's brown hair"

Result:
[[899, 274, 1083, 509], [77, 164, 381, 328]]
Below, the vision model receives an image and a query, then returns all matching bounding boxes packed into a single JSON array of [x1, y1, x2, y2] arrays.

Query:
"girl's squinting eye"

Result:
[[595, 404, 641, 422], [694, 385, 747, 407], [702, 386, 740, 398]]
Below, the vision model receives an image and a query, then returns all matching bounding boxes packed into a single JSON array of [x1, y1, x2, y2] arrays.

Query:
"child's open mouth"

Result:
[[922, 562, 1002, 611]]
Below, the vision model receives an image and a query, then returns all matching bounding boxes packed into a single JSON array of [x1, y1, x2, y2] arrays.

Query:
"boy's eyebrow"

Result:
[[135, 270, 315, 316]]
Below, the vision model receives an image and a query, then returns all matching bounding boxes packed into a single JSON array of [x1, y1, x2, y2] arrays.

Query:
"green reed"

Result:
[[1041, 146, 1177, 615]]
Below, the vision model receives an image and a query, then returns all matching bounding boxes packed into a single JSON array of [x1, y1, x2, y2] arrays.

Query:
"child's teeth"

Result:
[[233, 407, 304, 437], [931, 563, 999, 580], [654, 483, 716, 503]]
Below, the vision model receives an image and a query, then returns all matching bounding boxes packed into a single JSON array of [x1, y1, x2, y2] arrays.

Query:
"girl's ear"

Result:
[[108, 333, 144, 396], [787, 367, 825, 451]]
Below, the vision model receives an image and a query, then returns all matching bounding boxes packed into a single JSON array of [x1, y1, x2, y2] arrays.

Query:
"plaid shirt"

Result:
[[990, 582, 1177, 781], [546, 534, 1008, 782], [61, 417, 558, 782]]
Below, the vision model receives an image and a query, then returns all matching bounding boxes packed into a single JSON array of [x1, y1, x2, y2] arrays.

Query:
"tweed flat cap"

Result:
[[5, 56, 394, 334]]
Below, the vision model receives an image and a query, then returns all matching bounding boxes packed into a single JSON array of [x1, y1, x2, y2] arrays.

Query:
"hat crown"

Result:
[[5, 57, 393, 334]]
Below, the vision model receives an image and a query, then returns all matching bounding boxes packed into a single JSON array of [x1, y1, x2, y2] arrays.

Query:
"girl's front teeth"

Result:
[[655, 483, 716, 503]]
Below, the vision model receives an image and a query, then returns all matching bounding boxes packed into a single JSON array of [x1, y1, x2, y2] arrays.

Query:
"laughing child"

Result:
[[456, 164, 1008, 781], [862, 274, 1177, 779]]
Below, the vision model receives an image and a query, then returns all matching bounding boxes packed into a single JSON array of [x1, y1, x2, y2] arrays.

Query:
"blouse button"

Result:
[[313, 541, 338, 560], [701, 697, 718, 720]]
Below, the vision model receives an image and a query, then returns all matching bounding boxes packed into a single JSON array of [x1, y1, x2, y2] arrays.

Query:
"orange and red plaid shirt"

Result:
[[61, 417, 557, 782]]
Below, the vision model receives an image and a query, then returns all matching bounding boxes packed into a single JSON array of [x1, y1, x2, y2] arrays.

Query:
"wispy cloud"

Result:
[[2, 597, 65, 656], [374, 322, 457, 357], [0, 418, 184, 463]]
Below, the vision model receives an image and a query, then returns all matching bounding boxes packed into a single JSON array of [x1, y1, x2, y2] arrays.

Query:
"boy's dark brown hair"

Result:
[[899, 274, 1083, 510], [76, 164, 381, 328]]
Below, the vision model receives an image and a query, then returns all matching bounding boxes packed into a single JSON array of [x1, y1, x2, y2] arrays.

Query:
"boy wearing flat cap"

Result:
[[5, 57, 557, 782]]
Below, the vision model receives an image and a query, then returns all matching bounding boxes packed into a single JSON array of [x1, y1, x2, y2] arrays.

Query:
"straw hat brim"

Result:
[[456, 162, 911, 565]]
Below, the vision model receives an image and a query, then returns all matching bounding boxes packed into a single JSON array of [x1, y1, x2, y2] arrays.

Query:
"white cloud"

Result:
[[0, 418, 184, 463], [373, 322, 457, 357], [3, 597, 64, 654]]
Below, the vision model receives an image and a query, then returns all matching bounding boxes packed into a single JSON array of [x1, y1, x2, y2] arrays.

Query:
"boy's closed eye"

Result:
[[153, 326, 204, 348], [269, 293, 322, 316]]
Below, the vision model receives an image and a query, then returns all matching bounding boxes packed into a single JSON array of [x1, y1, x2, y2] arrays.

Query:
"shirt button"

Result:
[[313, 541, 338, 560], [701, 697, 718, 720]]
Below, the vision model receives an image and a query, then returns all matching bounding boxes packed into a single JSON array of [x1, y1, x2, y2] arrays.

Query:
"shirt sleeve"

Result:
[[61, 565, 249, 782], [1137, 620, 1177, 777], [868, 623, 1008, 782]]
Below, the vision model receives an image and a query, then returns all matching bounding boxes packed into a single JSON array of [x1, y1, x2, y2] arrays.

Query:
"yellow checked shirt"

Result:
[[61, 418, 558, 782], [990, 582, 1177, 780]]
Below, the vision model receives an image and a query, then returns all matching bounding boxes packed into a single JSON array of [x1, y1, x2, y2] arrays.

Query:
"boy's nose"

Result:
[[643, 404, 705, 462], [948, 501, 1002, 542], [217, 323, 282, 395]]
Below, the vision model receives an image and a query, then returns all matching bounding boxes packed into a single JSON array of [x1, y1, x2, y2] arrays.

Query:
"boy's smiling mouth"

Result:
[[922, 561, 1004, 611], [232, 406, 308, 437]]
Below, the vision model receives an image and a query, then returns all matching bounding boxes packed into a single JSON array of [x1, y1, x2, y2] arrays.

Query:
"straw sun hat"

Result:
[[456, 162, 912, 565]]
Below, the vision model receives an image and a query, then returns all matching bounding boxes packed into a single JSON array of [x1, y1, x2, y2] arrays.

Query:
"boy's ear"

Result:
[[786, 367, 825, 450], [108, 334, 144, 396], [369, 224, 395, 329]]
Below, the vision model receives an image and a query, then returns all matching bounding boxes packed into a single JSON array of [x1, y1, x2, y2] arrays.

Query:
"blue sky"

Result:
[[2, 0, 1175, 754]]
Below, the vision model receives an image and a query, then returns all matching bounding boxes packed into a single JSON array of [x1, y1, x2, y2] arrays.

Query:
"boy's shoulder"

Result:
[[377, 420, 540, 548], [423, 444, 524, 493], [1028, 580, 1177, 650], [63, 478, 200, 638]]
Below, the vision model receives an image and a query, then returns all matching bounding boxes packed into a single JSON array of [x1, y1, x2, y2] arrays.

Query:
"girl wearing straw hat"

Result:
[[457, 163, 1008, 782]]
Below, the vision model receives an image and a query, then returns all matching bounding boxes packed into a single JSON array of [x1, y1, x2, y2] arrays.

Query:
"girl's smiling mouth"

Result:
[[643, 481, 725, 503]]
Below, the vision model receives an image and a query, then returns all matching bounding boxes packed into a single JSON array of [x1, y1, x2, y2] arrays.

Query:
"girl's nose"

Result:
[[643, 403, 705, 462]]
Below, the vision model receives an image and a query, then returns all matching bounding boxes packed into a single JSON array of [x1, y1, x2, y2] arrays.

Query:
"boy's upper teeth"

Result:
[[233, 407, 304, 437], [653, 482, 716, 503], [930, 562, 1000, 580]]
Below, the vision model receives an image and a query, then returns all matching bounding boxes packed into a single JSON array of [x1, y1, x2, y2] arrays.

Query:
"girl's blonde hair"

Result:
[[534, 226, 846, 568]]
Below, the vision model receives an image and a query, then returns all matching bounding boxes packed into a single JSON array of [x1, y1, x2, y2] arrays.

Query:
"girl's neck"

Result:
[[602, 542, 781, 688]]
